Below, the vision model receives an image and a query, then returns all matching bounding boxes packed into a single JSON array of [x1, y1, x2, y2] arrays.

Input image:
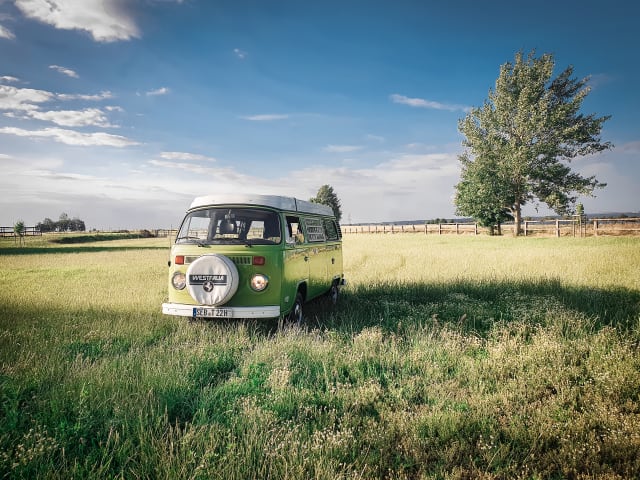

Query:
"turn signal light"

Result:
[[252, 256, 265, 266], [175, 255, 185, 265]]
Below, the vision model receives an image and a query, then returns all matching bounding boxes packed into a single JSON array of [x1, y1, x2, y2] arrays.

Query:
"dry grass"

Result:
[[1, 234, 639, 479]]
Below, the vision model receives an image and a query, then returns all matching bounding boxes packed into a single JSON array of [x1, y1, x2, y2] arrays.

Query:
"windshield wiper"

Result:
[[176, 236, 207, 246]]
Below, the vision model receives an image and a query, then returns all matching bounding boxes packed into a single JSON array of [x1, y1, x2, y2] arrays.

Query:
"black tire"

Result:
[[328, 283, 339, 306], [286, 292, 304, 326]]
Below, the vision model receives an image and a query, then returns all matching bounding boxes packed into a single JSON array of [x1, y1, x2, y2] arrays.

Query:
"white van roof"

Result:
[[189, 193, 334, 217]]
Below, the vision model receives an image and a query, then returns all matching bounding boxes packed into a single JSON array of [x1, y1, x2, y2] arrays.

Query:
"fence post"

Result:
[[474, 223, 478, 235], [455, 223, 459, 235], [593, 220, 598, 237], [438, 223, 442, 235], [524, 221, 528, 237], [555, 220, 560, 238]]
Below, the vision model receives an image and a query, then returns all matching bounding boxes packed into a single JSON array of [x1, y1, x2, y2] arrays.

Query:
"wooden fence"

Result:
[[0, 226, 41, 237], [342, 218, 640, 237]]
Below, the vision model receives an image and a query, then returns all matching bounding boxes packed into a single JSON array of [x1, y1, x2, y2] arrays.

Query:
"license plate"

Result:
[[193, 307, 231, 318]]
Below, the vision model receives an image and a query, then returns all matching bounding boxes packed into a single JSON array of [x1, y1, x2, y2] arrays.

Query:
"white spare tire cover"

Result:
[[186, 254, 239, 306]]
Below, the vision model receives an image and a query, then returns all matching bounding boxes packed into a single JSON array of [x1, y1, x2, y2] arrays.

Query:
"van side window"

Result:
[[286, 216, 304, 244], [304, 217, 326, 243], [323, 218, 340, 241]]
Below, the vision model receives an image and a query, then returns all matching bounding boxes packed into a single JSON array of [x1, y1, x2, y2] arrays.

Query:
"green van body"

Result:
[[161, 194, 344, 320]]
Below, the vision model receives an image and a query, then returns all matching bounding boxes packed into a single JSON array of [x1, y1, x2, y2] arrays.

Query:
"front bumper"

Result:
[[162, 302, 280, 319]]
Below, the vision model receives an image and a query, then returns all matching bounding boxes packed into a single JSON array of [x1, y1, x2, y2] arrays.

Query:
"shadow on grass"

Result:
[[305, 278, 640, 338], [0, 246, 168, 255]]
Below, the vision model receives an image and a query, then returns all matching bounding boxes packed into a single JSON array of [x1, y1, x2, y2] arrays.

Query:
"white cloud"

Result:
[[146, 87, 170, 96], [15, 0, 140, 42], [49, 64, 79, 78], [160, 151, 217, 162], [0, 84, 54, 111], [57, 91, 113, 101], [619, 141, 640, 153], [324, 144, 364, 153], [0, 24, 15, 40], [240, 114, 289, 121], [27, 108, 114, 127], [366, 134, 385, 143], [0, 76, 19, 83], [390, 93, 470, 113], [234, 48, 247, 59], [0, 126, 139, 146]]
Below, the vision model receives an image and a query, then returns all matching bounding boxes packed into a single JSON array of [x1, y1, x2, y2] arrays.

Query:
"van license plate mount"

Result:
[[193, 307, 231, 318]]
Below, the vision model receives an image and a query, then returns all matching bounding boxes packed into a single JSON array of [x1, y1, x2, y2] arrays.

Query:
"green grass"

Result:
[[1, 234, 639, 479]]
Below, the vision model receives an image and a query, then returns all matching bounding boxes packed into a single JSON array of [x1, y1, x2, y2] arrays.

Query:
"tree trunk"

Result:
[[513, 204, 522, 237]]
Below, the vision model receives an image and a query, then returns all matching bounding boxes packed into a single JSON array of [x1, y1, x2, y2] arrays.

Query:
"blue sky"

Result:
[[1, 0, 638, 229]]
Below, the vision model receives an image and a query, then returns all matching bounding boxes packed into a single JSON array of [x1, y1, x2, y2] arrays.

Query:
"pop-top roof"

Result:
[[189, 193, 334, 217]]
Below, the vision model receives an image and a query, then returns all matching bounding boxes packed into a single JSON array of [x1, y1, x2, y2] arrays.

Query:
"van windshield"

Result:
[[175, 208, 282, 245]]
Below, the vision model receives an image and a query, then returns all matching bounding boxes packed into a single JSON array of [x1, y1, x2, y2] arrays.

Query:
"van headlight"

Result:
[[250, 274, 269, 291], [172, 271, 186, 290]]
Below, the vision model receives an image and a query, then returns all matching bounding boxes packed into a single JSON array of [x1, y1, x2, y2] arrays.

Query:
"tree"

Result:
[[455, 51, 612, 236], [36, 217, 55, 233], [58, 212, 71, 232], [310, 185, 342, 222], [455, 152, 513, 235], [35, 214, 86, 232], [13, 220, 25, 246]]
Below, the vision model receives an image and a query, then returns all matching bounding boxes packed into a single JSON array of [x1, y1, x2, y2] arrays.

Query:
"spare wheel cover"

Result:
[[186, 254, 239, 306]]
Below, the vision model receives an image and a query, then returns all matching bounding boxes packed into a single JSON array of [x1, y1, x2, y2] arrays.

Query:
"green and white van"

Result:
[[162, 194, 344, 323]]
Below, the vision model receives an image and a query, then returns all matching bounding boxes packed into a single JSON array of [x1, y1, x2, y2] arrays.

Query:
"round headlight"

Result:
[[172, 271, 186, 290], [250, 274, 269, 292]]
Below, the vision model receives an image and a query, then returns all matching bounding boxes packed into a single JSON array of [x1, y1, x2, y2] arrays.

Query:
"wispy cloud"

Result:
[[0, 24, 15, 40], [0, 76, 19, 83], [390, 93, 470, 113], [27, 108, 115, 128], [49, 65, 79, 78], [160, 151, 216, 162], [366, 134, 385, 143], [14, 0, 140, 42], [58, 91, 113, 101], [324, 144, 364, 153], [233, 48, 247, 59], [240, 114, 289, 121], [0, 126, 139, 147], [146, 87, 170, 96]]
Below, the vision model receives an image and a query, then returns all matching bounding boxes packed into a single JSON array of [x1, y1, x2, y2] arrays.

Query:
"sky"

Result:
[[0, 0, 638, 230]]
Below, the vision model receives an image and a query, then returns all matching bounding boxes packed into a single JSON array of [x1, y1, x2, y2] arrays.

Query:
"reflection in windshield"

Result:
[[176, 208, 282, 245]]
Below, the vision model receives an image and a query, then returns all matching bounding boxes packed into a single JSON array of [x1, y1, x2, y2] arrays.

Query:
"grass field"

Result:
[[1, 234, 639, 479]]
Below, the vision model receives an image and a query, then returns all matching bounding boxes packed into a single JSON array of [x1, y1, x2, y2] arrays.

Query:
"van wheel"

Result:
[[287, 292, 304, 326], [328, 284, 339, 306]]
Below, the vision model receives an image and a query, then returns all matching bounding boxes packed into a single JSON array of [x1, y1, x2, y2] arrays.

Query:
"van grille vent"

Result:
[[182, 255, 252, 266], [229, 256, 252, 265]]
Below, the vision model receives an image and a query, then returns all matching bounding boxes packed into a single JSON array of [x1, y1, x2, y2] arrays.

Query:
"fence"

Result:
[[342, 217, 640, 237], [0, 226, 41, 237]]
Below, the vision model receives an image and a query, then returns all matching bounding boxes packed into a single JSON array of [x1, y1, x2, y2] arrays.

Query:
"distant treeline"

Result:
[[36, 213, 86, 233]]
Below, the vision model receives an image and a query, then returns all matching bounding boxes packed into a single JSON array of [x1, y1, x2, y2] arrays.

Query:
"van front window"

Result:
[[176, 208, 282, 245]]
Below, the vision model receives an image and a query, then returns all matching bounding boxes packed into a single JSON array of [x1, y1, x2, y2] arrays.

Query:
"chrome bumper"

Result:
[[162, 303, 280, 319]]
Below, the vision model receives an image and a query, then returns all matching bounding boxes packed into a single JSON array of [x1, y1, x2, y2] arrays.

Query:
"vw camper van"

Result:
[[162, 194, 344, 323]]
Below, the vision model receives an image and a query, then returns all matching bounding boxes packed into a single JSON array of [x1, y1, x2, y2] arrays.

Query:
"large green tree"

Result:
[[455, 51, 612, 236], [310, 184, 342, 222]]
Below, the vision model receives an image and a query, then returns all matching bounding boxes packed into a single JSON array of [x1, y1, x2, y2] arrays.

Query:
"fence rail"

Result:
[[0, 226, 41, 237], [342, 218, 640, 237]]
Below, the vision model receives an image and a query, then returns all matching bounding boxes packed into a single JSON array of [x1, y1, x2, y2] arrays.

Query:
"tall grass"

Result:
[[1, 235, 639, 479]]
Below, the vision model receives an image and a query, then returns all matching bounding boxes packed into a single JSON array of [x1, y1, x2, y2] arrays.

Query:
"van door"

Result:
[[283, 215, 309, 308], [302, 217, 330, 299]]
